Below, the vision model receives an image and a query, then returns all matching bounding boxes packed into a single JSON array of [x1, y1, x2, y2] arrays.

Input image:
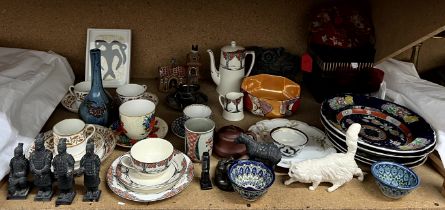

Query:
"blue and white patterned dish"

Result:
[[171, 116, 186, 139], [228, 160, 275, 201], [371, 161, 420, 199]]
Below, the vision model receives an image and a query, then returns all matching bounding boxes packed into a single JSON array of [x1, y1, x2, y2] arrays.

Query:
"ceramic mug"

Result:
[[53, 118, 96, 156], [219, 92, 244, 121], [184, 118, 215, 162], [120, 138, 174, 176], [270, 127, 308, 157], [119, 99, 156, 140], [116, 84, 147, 104], [183, 104, 212, 120], [68, 81, 91, 107]]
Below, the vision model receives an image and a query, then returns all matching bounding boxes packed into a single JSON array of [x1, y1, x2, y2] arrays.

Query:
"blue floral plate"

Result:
[[321, 94, 436, 155], [171, 116, 186, 139]]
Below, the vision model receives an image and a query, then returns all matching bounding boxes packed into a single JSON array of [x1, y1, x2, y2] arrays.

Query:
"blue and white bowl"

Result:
[[371, 161, 420, 199], [228, 160, 275, 201]]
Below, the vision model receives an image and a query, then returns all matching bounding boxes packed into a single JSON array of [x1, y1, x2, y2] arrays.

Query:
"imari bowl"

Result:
[[371, 161, 420, 199], [228, 160, 275, 201], [321, 94, 436, 156]]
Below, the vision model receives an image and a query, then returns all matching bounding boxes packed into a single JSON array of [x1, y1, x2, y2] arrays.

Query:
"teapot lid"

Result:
[[221, 41, 245, 52]]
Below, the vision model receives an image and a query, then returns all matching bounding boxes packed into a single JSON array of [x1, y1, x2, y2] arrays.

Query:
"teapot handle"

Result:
[[245, 51, 255, 77]]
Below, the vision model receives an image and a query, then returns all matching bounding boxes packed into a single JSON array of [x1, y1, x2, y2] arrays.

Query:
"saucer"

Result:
[[26, 124, 117, 175], [61, 93, 78, 113], [248, 119, 337, 168], [107, 150, 194, 202], [171, 116, 186, 139], [111, 117, 168, 148], [166, 92, 208, 111], [116, 150, 185, 194]]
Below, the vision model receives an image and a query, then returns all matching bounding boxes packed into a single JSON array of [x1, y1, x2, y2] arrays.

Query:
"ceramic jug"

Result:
[[207, 41, 255, 95], [79, 49, 113, 126]]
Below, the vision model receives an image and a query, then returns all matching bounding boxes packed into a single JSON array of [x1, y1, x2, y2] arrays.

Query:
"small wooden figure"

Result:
[[235, 133, 282, 167], [53, 139, 76, 206], [200, 152, 212, 190], [80, 141, 101, 202], [284, 123, 365, 192], [29, 133, 53, 201], [214, 158, 235, 192], [7, 143, 31, 200]]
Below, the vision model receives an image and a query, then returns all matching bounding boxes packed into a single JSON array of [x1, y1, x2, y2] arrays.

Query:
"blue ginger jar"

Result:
[[79, 49, 112, 126]]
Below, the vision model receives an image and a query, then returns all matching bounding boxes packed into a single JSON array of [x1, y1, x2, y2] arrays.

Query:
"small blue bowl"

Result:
[[371, 161, 420, 199], [228, 160, 275, 201]]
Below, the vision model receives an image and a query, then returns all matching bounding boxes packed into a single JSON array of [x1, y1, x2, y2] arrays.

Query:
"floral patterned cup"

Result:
[[184, 118, 215, 162], [119, 99, 156, 140], [119, 138, 174, 176], [53, 118, 96, 156]]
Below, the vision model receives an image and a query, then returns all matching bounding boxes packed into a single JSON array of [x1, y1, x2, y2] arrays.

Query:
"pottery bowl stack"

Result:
[[228, 160, 275, 201], [371, 161, 420, 199], [320, 94, 436, 168]]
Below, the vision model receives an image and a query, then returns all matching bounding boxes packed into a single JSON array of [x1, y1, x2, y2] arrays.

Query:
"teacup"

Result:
[[119, 99, 156, 140], [184, 118, 215, 162], [53, 118, 96, 156], [183, 104, 212, 120], [120, 138, 174, 176], [68, 81, 91, 107], [116, 84, 147, 104], [270, 127, 308, 157], [175, 84, 200, 106]]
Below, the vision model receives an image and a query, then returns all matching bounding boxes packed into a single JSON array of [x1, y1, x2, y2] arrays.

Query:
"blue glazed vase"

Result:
[[79, 49, 112, 126]]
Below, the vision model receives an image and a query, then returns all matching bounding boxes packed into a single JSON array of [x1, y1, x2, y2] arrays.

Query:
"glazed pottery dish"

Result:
[[371, 161, 420, 199], [248, 118, 336, 168], [68, 81, 91, 107], [27, 124, 116, 175], [320, 94, 436, 158], [116, 83, 147, 103], [52, 118, 96, 156], [120, 138, 174, 176], [242, 74, 301, 118], [184, 118, 215, 162], [228, 160, 275, 201], [119, 99, 156, 140], [111, 117, 168, 148], [270, 127, 308, 157]]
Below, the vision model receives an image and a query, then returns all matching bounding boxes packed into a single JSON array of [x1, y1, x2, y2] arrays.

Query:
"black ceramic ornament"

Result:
[[200, 152, 212, 190], [214, 159, 235, 192], [7, 143, 31, 200], [80, 141, 101, 202], [52, 139, 76, 206], [29, 133, 53, 201], [235, 133, 282, 168]]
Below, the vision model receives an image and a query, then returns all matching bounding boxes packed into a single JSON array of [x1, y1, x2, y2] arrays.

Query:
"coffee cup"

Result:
[[175, 84, 200, 106], [116, 84, 147, 104], [53, 118, 96, 156], [184, 118, 215, 162], [183, 104, 212, 120], [68, 81, 91, 107], [270, 127, 308, 157], [119, 138, 174, 176], [119, 99, 156, 140], [219, 92, 244, 121]]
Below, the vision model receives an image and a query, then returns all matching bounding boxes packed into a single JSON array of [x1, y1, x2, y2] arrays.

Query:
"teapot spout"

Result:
[[207, 49, 220, 85]]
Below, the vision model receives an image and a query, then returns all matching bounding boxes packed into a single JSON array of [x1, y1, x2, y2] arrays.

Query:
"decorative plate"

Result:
[[116, 150, 185, 194], [321, 94, 436, 153], [107, 150, 194, 202], [111, 117, 168, 148], [171, 116, 186, 139], [248, 118, 336, 168], [61, 93, 78, 113], [26, 124, 116, 175]]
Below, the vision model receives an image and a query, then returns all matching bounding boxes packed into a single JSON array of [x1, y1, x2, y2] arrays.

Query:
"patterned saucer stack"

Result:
[[320, 94, 436, 168]]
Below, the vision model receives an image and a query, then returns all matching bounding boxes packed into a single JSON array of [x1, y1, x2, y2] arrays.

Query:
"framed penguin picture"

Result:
[[85, 28, 131, 87]]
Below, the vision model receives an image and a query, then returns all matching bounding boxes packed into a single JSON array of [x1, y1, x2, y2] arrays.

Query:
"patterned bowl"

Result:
[[242, 74, 301, 118], [228, 160, 275, 201], [371, 161, 420, 199]]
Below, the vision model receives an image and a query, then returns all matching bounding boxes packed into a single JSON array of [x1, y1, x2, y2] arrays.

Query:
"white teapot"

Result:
[[207, 41, 255, 95]]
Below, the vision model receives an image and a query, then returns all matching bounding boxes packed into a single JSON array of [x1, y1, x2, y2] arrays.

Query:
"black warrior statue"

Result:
[[80, 140, 101, 202], [29, 134, 53, 201], [7, 143, 31, 200], [52, 138, 76, 206]]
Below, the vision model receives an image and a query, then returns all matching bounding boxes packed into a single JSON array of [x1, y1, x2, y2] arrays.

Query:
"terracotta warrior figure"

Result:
[[80, 141, 101, 202], [29, 134, 53, 201], [7, 143, 31, 200], [52, 139, 76, 205]]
